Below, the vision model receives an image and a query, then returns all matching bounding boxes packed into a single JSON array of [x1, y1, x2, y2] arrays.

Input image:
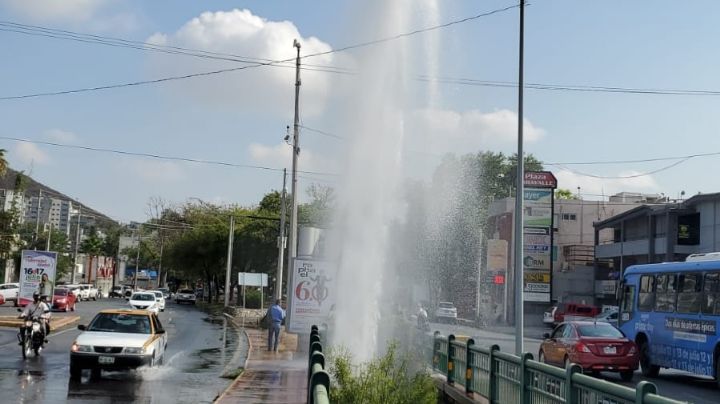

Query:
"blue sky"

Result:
[[1, 0, 719, 222]]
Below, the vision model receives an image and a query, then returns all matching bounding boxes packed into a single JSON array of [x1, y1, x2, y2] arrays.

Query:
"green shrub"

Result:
[[242, 288, 263, 309], [328, 342, 436, 404]]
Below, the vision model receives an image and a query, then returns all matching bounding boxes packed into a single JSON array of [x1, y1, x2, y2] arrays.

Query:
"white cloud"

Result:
[[407, 108, 545, 154], [554, 169, 660, 198], [146, 9, 337, 117], [14, 142, 49, 165], [128, 160, 184, 183], [44, 129, 79, 143], [248, 142, 336, 176], [3, 0, 107, 22]]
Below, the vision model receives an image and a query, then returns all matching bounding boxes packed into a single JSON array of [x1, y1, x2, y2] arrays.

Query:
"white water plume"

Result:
[[329, 0, 441, 363]]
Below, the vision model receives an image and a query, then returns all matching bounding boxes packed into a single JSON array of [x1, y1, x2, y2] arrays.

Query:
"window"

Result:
[[677, 273, 702, 313], [654, 274, 677, 313], [577, 323, 624, 338], [551, 325, 566, 339], [562, 213, 577, 221], [562, 325, 576, 339], [638, 275, 655, 312], [703, 272, 720, 315], [620, 285, 635, 321]]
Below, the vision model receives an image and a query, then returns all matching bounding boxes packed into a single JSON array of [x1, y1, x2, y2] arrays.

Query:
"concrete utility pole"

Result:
[[46, 224, 52, 251], [134, 229, 140, 290], [285, 39, 302, 328], [34, 190, 42, 248], [514, 0, 526, 356], [71, 205, 82, 284], [275, 169, 288, 301], [224, 215, 235, 308]]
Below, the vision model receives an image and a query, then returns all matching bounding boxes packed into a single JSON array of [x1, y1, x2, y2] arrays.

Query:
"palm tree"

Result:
[[0, 149, 7, 177]]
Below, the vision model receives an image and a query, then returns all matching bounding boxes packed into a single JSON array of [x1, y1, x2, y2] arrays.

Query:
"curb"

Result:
[[213, 316, 252, 403]]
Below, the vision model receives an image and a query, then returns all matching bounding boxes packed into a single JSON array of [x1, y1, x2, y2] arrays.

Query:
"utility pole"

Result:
[[224, 215, 235, 308], [275, 169, 288, 301], [46, 224, 52, 251], [134, 229, 140, 290], [285, 39, 302, 328], [513, 0, 526, 356], [71, 205, 82, 284], [34, 190, 42, 248]]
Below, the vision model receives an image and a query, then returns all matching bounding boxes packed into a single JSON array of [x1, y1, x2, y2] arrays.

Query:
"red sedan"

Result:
[[52, 288, 77, 312], [0, 294, 5, 305], [539, 321, 639, 381]]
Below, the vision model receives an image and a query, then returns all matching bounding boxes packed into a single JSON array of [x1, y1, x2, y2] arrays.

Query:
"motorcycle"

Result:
[[417, 309, 430, 331], [17, 310, 46, 359]]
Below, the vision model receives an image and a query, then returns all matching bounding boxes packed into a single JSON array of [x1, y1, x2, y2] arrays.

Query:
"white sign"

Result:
[[19, 250, 58, 306], [288, 259, 336, 333], [238, 272, 268, 287], [524, 282, 550, 293], [595, 280, 616, 295], [524, 291, 551, 302]]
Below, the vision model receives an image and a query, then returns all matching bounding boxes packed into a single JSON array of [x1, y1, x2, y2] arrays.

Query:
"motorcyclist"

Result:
[[18, 292, 51, 343], [417, 304, 428, 329]]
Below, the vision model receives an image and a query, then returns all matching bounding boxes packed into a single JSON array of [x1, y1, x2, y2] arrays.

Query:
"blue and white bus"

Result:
[[618, 257, 720, 385]]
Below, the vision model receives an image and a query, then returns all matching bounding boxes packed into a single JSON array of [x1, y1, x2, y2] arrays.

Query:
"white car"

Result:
[[0, 283, 19, 305], [70, 309, 168, 379], [65, 285, 83, 300], [150, 291, 166, 312], [128, 292, 160, 314], [175, 289, 196, 305], [434, 301, 458, 323], [79, 284, 100, 301]]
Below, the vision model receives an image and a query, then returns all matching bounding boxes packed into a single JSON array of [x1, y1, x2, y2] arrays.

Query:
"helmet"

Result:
[[32, 292, 40, 301]]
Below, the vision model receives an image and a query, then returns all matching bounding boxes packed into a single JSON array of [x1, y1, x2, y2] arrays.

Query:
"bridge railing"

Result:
[[308, 325, 330, 404], [431, 332, 686, 404]]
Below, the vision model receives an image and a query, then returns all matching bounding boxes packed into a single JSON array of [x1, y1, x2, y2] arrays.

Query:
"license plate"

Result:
[[603, 346, 617, 354], [98, 356, 115, 364]]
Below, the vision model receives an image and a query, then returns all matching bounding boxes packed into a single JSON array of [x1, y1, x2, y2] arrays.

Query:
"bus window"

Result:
[[620, 284, 635, 323], [654, 274, 677, 313], [638, 275, 655, 312], [703, 272, 720, 315], [676, 273, 702, 313]]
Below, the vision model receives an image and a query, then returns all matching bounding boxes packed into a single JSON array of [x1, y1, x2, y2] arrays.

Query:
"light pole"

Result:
[[513, 0, 526, 356], [285, 39, 302, 329]]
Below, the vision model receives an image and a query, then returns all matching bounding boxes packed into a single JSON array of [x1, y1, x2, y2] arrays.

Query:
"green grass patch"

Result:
[[328, 342, 436, 404]]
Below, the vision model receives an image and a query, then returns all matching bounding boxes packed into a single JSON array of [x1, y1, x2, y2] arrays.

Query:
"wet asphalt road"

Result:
[[0, 298, 244, 404], [429, 321, 719, 404]]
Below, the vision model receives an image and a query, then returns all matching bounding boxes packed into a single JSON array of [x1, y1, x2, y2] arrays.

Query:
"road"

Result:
[[428, 321, 718, 404], [0, 298, 245, 404]]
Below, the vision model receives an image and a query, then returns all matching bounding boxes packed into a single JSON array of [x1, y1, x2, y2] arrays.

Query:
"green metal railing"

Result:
[[431, 332, 686, 404], [309, 325, 330, 404]]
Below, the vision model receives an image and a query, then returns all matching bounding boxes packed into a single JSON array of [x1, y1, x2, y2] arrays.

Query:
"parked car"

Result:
[[434, 301, 458, 323], [593, 309, 619, 328], [539, 321, 639, 381], [0, 294, 5, 305], [157, 287, 172, 300], [128, 292, 160, 314], [150, 291, 166, 312], [80, 284, 100, 301], [175, 289, 196, 305], [0, 283, 19, 305], [553, 303, 600, 325], [70, 309, 168, 380], [51, 287, 77, 312]]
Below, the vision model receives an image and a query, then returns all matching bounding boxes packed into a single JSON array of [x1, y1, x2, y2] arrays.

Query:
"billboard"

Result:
[[522, 172, 556, 303], [238, 272, 268, 287], [288, 259, 336, 333], [18, 250, 58, 306]]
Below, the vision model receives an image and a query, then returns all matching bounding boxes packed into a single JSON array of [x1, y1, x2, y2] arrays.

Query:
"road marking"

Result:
[[48, 327, 76, 339]]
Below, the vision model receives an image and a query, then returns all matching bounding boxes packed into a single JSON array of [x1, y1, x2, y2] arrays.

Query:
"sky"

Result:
[[1, 0, 720, 222]]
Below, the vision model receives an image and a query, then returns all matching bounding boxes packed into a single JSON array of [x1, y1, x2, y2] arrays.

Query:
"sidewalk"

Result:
[[215, 328, 307, 404]]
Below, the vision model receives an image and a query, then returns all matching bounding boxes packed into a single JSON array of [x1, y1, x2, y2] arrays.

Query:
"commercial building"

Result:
[[25, 196, 75, 236], [593, 192, 720, 305]]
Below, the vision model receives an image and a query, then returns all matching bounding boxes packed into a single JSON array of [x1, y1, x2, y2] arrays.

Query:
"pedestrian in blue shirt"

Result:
[[267, 299, 285, 352]]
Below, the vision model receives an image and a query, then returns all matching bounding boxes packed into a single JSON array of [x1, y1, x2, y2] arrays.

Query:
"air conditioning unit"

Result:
[[686, 252, 720, 262]]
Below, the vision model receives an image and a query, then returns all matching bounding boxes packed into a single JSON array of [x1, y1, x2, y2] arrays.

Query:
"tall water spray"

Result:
[[330, 0, 440, 362]]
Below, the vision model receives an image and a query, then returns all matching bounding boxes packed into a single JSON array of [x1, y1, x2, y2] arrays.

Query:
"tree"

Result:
[[555, 188, 578, 200], [0, 149, 7, 177], [299, 184, 335, 227]]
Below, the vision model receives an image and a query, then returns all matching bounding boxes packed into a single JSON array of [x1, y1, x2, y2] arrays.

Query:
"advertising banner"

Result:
[[18, 250, 58, 306], [523, 253, 551, 270], [486, 239, 508, 272], [524, 271, 551, 284], [524, 189, 553, 203], [522, 176, 556, 304], [524, 292, 551, 302], [288, 259, 336, 333], [238, 272, 268, 287], [523, 206, 552, 227]]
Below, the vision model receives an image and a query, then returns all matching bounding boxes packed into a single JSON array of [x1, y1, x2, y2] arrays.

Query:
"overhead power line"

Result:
[[0, 136, 338, 176], [299, 125, 345, 140], [0, 20, 353, 75], [0, 4, 519, 100]]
